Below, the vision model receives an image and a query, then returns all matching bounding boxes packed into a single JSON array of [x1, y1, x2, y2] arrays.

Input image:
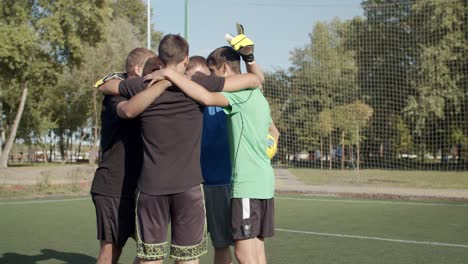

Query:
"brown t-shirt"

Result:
[[91, 95, 143, 198], [118, 73, 225, 195]]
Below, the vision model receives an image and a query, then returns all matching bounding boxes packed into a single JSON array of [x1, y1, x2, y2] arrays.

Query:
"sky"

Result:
[[150, 0, 364, 72]]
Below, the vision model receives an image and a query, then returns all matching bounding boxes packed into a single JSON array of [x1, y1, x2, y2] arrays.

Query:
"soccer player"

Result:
[[185, 56, 234, 264], [144, 46, 276, 264], [99, 34, 261, 264], [90, 47, 156, 264]]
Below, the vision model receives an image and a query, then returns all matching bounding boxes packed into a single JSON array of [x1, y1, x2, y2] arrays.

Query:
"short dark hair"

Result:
[[125, 48, 155, 74], [158, 34, 189, 66], [143, 56, 164, 76], [187, 56, 207, 72], [206, 46, 241, 74]]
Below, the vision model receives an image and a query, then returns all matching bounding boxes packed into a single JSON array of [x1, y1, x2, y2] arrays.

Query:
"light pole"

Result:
[[185, 0, 189, 40], [147, 0, 151, 49]]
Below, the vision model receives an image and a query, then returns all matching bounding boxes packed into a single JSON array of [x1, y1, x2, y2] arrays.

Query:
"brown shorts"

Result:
[[91, 194, 135, 248], [231, 198, 275, 240], [135, 185, 207, 261]]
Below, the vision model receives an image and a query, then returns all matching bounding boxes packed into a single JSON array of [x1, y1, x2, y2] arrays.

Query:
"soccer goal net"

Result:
[[264, 0, 467, 188]]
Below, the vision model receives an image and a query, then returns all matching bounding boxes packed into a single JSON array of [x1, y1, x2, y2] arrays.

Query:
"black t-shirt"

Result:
[[90, 95, 143, 198], [118, 73, 225, 195]]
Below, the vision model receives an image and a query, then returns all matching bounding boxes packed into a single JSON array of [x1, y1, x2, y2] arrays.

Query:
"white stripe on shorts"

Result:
[[242, 198, 250, 219]]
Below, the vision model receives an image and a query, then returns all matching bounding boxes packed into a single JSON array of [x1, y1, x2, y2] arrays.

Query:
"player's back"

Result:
[[221, 89, 275, 199], [91, 95, 142, 198], [119, 75, 224, 195], [201, 106, 232, 186]]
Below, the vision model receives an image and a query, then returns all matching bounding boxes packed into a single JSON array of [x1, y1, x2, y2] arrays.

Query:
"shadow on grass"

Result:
[[0, 249, 96, 264]]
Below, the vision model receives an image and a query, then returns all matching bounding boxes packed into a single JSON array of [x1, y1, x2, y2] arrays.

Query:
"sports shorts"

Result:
[[92, 194, 135, 248], [231, 198, 275, 240], [204, 184, 233, 248], [135, 185, 207, 261]]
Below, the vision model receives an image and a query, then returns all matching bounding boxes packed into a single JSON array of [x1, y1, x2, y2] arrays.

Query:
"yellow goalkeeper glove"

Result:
[[225, 23, 255, 63], [266, 134, 278, 159], [93, 72, 127, 89]]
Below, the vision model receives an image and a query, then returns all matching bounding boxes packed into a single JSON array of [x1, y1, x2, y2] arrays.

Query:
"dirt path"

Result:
[[275, 168, 468, 200], [1, 165, 467, 200], [0, 165, 95, 185]]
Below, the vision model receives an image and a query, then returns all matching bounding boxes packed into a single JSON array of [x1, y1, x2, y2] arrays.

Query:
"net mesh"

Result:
[[4, 0, 467, 192], [265, 0, 468, 188]]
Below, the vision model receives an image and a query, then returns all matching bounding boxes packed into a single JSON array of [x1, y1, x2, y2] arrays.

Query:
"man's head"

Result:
[[158, 34, 189, 72], [143, 56, 164, 76], [126, 48, 155, 78], [206, 46, 241, 77], [185, 56, 210, 78]]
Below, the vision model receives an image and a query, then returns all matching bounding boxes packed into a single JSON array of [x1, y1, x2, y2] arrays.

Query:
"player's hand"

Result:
[[93, 72, 127, 89], [225, 23, 255, 63], [143, 69, 166, 88], [266, 134, 278, 159]]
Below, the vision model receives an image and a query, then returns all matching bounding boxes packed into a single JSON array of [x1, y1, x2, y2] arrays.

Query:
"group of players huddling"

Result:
[[91, 24, 279, 264]]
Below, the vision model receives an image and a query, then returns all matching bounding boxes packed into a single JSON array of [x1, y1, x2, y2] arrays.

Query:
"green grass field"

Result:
[[290, 168, 468, 189], [1, 196, 467, 263]]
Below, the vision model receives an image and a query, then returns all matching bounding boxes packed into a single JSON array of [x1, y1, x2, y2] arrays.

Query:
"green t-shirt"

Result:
[[221, 89, 275, 199]]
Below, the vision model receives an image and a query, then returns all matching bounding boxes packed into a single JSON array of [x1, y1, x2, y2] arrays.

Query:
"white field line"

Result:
[[0, 197, 90, 205], [276, 197, 468, 207], [276, 228, 468, 248], [1, 196, 466, 207]]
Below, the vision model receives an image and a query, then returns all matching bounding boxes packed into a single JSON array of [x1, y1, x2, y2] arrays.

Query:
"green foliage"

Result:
[[269, 0, 466, 169], [0, 0, 112, 154], [0, 0, 163, 162], [112, 0, 163, 47], [390, 115, 413, 155], [284, 19, 358, 153]]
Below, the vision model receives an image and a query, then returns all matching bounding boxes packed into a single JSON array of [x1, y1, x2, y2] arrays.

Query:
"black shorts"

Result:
[[92, 194, 135, 248], [135, 185, 207, 261], [204, 184, 233, 248], [231, 198, 274, 240]]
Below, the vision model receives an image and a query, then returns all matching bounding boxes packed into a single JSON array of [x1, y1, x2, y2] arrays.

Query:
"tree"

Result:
[[263, 70, 292, 163], [403, 0, 467, 164], [346, 0, 416, 165], [62, 18, 153, 165], [318, 110, 334, 170], [285, 19, 358, 162], [113, 0, 163, 48]]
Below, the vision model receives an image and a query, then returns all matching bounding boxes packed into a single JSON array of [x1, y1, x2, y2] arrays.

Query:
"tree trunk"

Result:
[[341, 131, 345, 171], [62, 132, 87, 164], [49, 136, 55, 162], [66, 131, 72, 161], [59, 134, 65, 161], [77, 129, 84, 159], [40, 137, 48, 164], [0, 100, 4, 152], [0, 84, 28, 169], [43, 145, 48, 164], [329, 133, 332, 171], [89, 89, 99, 166], [356, 127, 360, 172], [320, 136, 323, 170]]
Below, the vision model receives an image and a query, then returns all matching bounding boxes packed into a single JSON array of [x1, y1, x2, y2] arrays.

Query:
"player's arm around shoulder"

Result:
[[98, 79, 121, 95], [94, 72, 126, 95], [162, 68, 230, 107], [222, 73, 260, 92], [116, 80, 172, 119]]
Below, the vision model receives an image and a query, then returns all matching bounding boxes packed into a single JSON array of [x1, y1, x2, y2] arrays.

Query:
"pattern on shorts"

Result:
[[170, 235, 208, 261], [136, 239, 168, 260], [135, 191, 168, 260]]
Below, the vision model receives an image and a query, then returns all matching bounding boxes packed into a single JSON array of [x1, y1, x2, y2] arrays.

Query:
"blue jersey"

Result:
[[201, 106, 232, 185]]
